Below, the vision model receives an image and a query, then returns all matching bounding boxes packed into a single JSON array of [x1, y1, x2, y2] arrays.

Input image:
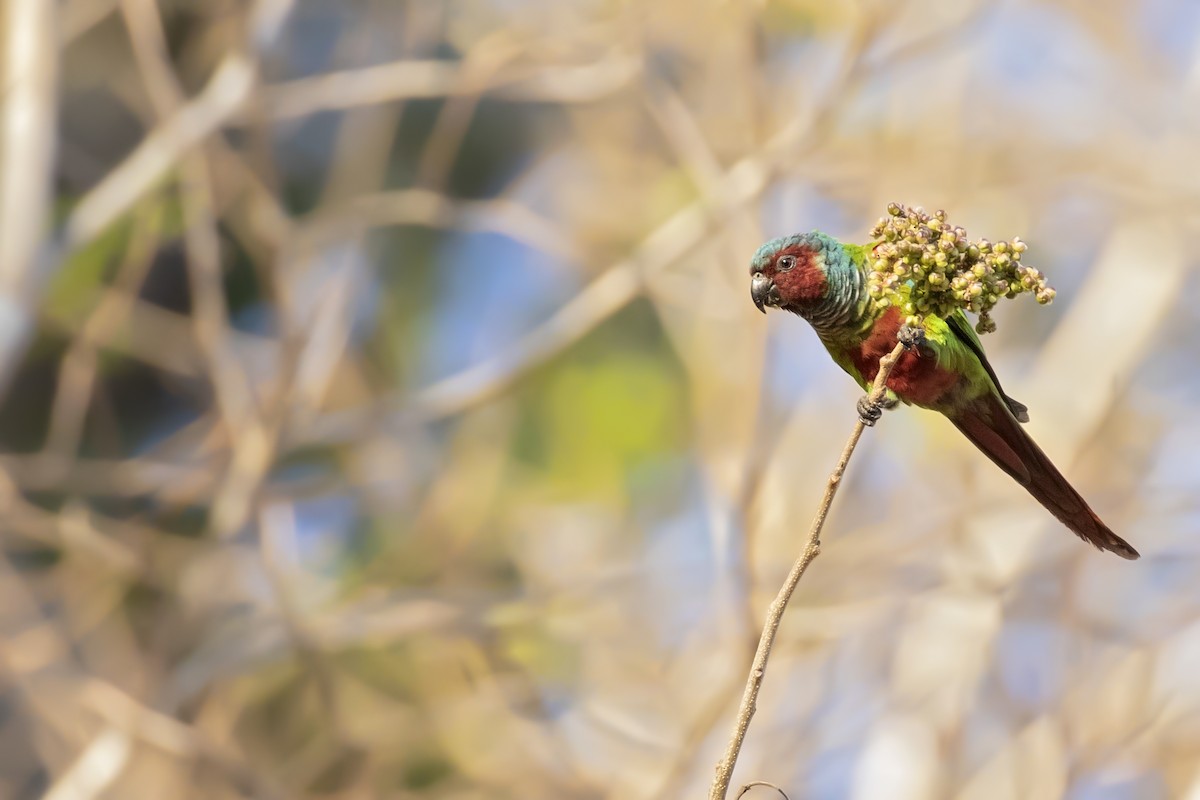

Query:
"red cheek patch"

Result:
[[772, 246, 827, 303]]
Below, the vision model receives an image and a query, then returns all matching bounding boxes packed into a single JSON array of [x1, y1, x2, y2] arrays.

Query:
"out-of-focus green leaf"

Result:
[[45, 216, 131, 320], [533, 349, 685, 498], [45, 190, 184, 321]]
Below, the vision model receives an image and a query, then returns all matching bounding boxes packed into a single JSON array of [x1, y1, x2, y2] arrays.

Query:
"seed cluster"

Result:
[[866, 203, 1055, 334]]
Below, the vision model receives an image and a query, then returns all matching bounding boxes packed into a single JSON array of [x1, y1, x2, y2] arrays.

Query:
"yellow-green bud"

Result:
[[864, 202, 1052, 336]]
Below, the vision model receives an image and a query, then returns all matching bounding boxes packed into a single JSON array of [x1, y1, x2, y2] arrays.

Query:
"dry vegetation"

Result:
[[2, 1, 1200, 798]]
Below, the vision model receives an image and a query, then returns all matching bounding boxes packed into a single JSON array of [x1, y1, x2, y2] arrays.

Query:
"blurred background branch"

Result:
[[0, 0, 57, 394], [0, 1, 1198, 799]]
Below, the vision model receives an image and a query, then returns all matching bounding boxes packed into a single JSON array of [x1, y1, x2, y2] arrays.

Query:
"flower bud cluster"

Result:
[[866, 203, 1055, 334]]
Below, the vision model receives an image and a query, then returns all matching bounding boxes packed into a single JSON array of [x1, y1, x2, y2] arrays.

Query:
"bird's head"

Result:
[[749, 231, 845, 314]]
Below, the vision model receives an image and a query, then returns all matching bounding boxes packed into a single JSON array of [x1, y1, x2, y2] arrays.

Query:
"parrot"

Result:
[[749, 230, 1138, 559]]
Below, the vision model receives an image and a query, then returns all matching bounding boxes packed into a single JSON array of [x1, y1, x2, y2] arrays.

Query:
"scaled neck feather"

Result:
[[796, 238, 870, 336]]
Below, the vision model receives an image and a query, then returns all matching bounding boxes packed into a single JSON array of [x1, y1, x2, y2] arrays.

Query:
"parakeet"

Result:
[[750, 230, 1138, 559]]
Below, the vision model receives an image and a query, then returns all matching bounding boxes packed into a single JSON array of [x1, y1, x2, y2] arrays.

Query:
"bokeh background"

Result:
[[2, 1, 1199, 798]]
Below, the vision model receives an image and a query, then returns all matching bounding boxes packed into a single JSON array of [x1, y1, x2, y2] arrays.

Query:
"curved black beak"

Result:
[[751, 272, 776, 313]]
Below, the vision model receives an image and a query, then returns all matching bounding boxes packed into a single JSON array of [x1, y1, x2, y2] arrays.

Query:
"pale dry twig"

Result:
[[709, 339, 909, 800]]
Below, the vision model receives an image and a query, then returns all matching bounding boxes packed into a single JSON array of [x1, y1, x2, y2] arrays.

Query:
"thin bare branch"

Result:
[[295, 123, 790, 445], [42, 201, 164, 461], [736, 781, 790, 800], [0, 0, 57, 394], [78, 678, 288, 799], [262, 52, 641, 119], [122, 0, 273, 540], [258, 502, 348, 739], [59, 0, 120, 46], [63, 53, 256, 248], [709, 340, 908, 800], [41, 728, 132, 800], [301, 188, 581, 262]]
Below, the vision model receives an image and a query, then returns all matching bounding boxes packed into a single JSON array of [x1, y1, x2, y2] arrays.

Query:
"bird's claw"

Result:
[[857, 395, 883, 427], [898, 325, 926, 351], [858, 391, 898, 426]]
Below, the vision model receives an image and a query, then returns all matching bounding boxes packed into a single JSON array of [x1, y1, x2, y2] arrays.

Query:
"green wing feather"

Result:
[[943, 311, 1029, 422]]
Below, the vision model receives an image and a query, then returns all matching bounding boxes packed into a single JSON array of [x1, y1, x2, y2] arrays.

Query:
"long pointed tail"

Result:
[[948, 394, 1139, 559]]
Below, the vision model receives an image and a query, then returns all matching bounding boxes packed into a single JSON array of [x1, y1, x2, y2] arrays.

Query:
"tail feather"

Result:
[[1004, 395, 1029, 423], [949, 393, 1139, 560]]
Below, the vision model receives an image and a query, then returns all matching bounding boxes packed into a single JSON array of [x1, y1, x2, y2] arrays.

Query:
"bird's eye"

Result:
[[778, 255, 797, 272]]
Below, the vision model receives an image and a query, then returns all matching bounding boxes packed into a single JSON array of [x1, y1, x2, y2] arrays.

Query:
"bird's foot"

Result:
[[898, 324, 926, 351], [857, 394, 883, 427], [857, 391, 898, 426]]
